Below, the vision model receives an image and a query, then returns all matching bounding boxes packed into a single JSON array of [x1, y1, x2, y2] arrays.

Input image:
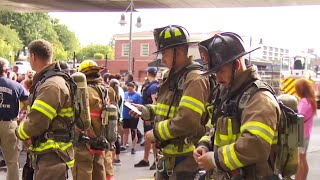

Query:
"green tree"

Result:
[[94, 53, 104, 60], [0, 11, 69, 61], [78, 44, 114, 61], [53, 19, 80, 57], [0, 39, 13, 60], [0, 24, 23, 53]]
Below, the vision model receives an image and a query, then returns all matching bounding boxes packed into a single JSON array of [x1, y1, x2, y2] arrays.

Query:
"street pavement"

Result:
[[1, 114, 320, 180]]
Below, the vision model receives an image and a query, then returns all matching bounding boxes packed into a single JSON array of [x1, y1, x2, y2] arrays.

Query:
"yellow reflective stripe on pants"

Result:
[[179, 96, 205, 115], [162, 143, 195, 155], [31, 99, 57, 120], [58, 107, 73, 117], [29, 139, 72, 152], [157, 120, 174, 140], [199, 135, 210, 143], [17, 121, 30, 140], [240, 121, 275, 145], [66, 159, 75, 169], [222, 143, 244, 171]]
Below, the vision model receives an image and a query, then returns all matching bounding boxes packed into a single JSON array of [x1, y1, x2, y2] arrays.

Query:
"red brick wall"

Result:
[[115, 39, 157, 61], [96, 60, 151, 83]]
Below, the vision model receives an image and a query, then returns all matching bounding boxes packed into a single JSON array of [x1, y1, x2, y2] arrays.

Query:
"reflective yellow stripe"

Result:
[[229, 143, 244, 168], [222, 145, 233, 170], [155, 103, 177, 118], [29, 139, 72, 152], [18, 121, 30, 140], [240, 121, 275, 145], [157, 120, 174, 140], [174, 28, 182, 37], [273, 131, 278, 144], [150, 105, 156, 112], [59, 107, 73, 117], [222, 143, 244, 171], [179, 96, 205, 115], [162, 143, 195, 155], [227, 118, 233, 142], [32, 100, 57, 120], [199, 135, 210, 143], [66, 159, 75, 168], [164, 29, 171, 39]]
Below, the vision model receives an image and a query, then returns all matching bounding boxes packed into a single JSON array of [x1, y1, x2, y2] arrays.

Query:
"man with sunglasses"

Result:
[[194, 32, 281, 180]]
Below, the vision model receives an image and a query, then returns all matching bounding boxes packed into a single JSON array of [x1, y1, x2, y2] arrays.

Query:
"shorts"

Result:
[[122, 118, 139, 129], [143, 121, 154, 133], [299, 139, 310, 154]]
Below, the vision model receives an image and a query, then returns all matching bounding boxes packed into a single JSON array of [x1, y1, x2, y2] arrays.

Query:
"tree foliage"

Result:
[[0, 24, 23, 53], [78, 44, 114, 61], [53, 19, 80, 57], [0, 11, 80, 61], [94, 53, 104, 60]]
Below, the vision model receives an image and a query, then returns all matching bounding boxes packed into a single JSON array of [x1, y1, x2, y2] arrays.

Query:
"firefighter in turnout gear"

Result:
[[15, 39, 76, 180], [72, 60, 117, 180], [194, 32, 281, 180], [130, 25, 210, 180]]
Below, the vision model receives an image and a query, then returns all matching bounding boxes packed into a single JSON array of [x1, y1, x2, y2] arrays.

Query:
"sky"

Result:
[[49, 5, 320, 53]]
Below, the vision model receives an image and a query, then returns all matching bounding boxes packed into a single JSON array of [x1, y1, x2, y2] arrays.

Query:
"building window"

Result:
[[269, 47, 273, 51], [122, 44, 129, 56], [140, 44, 149, 56], [269, 52, 273, 56], [263, 56, 267, 59], [263, 51, 267, 55], [280, 48, 284, 53], [275, 53, 278, 56], [285, 49, 289, 53], [263, 46, 267, 50], [275, 48, 278, 52], [269, 57, 273, 61]]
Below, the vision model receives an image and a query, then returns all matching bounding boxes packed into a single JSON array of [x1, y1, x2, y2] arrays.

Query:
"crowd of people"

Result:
[[0, 24, 317, 180]]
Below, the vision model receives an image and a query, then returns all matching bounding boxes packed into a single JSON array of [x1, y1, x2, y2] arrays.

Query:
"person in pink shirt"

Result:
[[295, 78, 317, 180]]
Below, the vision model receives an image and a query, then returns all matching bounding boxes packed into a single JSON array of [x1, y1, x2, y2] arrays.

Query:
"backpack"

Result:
[[142, 80, 159, 104], [30, 67, 90, 144], [224, 80, 304, 178]]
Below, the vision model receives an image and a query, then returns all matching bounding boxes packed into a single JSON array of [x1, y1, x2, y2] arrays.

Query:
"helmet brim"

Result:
[[152, 41, 199, 54], [201, 47, 260, 76]]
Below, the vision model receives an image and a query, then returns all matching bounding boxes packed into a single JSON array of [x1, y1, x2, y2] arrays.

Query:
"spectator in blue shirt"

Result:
[[0, 58, 28, 180], [121, 82, 142, 154]]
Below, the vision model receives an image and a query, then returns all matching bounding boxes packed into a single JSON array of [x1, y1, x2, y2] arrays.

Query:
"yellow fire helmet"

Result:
[[78, 60, 104, 75]]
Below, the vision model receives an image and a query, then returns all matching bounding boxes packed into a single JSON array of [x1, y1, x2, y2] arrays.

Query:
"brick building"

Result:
[[96, 30, 221, 83]]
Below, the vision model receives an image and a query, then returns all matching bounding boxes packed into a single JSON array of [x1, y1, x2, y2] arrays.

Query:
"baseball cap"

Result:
[[146, 67, 157, 76]]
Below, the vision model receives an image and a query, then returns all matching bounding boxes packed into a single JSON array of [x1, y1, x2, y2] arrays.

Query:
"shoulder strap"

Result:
[[89, 84, 108, 107], [31, 69, 76, 106], [236, 80, 275, 120]]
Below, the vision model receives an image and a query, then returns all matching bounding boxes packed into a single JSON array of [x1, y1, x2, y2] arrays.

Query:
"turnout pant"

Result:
[[34, 152, 68, 180], [72, 145, 106, 180]]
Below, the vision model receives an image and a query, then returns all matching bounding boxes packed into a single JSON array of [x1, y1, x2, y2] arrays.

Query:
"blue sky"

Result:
[[49, 6, 320, 53]]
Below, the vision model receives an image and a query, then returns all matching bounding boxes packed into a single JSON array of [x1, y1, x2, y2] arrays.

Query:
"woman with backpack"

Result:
[[295, 78, 317, 180]]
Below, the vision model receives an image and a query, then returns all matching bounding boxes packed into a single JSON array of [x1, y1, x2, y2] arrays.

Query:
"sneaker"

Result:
[[112, 159, 121, 166], [137, 137, 143, 144], [134, 160, 149, 167], [120, 146, 127, 152], [0, 160, 6, 169], [126, 144, 129, 147], [140, 141, 145, 146], [131, 148, 136, 154], [149, 162, 156, 170]]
